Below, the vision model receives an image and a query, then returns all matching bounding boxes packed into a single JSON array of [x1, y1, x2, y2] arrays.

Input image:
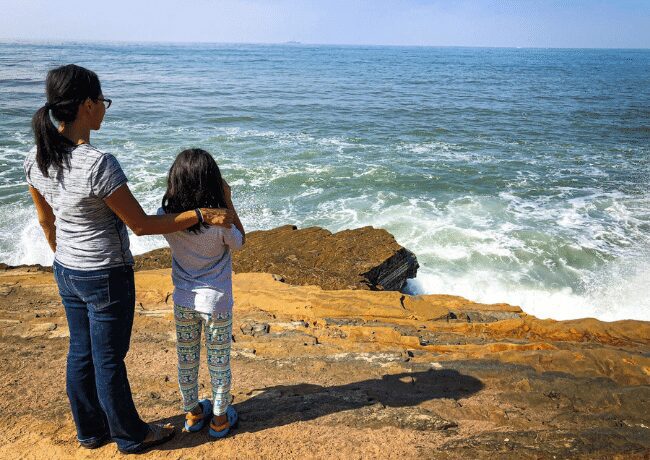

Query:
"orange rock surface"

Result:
[[0, 268, 648, 459]]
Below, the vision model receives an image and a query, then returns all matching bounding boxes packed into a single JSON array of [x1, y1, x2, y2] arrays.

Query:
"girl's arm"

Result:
[[28, 186, 57, 252], [222, 180, 245, 244], [104, 184, 234, 236]]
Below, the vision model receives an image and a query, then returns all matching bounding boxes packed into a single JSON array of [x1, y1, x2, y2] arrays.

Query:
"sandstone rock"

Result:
[[240, 321, 270, 336], [356, 406, 458, 431], [133, 225, 419, 291], [439, 428, 649, 458], [32, 322, 56, 332], [450, 310, 522, 323], [231, 348, 257, 359], [1, 268, 649, 458], [20, 322, 57, 338]]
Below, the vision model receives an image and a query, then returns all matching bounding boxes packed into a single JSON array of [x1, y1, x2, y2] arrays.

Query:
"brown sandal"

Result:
[[119, 423, 175, 455], [184, 399, 213, 432]]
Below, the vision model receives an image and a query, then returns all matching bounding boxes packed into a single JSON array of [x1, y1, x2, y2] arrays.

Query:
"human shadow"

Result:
[[155, 368, 483, 450]]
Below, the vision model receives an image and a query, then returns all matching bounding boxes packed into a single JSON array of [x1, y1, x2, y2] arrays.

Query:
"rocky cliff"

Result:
[[0, 227, 648, 459]]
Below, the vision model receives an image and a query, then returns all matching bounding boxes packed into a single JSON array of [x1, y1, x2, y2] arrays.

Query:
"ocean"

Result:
[[0, 41, 648, 321]]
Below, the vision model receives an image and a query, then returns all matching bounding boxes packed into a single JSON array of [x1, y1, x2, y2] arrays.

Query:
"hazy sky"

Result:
[[1, 0, 649, 48]]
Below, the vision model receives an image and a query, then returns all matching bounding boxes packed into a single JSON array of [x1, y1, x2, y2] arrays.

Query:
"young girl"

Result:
[[158, 148, 245, 438]]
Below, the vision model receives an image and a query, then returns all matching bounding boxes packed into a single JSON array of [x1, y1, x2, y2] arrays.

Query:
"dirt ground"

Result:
[[0, 269, 648, 459]]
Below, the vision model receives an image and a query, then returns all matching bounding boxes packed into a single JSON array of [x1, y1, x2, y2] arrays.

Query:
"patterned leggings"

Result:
[[174, 304, 233, 416]]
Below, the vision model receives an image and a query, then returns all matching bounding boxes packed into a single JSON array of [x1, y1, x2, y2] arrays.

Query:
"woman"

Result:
[[25, 64, 233, 454]]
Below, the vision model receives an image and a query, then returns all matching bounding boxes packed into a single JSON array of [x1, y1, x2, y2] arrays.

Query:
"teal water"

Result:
[[1, 42, 649, 321]]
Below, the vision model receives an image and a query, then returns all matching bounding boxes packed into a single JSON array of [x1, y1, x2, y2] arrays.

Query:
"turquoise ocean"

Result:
[[1, 42, 648, 321]]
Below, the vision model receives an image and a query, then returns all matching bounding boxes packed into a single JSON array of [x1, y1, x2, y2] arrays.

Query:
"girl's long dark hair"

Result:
[[162, 148, 228, 234], [32, 64, 102, 177]]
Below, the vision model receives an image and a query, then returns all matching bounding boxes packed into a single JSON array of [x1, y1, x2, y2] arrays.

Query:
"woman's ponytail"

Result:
[[32, 104, 73, 177], [31, 64, 102, 178]]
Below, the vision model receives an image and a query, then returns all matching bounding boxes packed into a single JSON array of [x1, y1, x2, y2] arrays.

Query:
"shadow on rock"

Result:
[[155, 368, 483, 450]]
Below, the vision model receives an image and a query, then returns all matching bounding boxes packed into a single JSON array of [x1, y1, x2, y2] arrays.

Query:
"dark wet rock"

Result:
[[132, 248, 171, 272], [0, 263, 51, 273], [234, 225, 418, 291]]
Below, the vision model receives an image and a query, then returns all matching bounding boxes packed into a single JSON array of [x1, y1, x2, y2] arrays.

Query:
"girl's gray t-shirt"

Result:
[[24, 144, 133, 270]]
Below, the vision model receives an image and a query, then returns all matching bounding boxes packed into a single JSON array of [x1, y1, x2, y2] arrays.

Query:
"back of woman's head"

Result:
[[162, 148, 227, 234], [32, 64, 102, 177]]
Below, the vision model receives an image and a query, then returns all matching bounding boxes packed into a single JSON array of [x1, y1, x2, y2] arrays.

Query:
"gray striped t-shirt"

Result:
[[24, 144, 133, 270]]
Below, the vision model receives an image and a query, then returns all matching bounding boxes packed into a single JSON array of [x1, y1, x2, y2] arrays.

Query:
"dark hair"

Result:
[[162, 148, 228, 234], [32, 64, 102, 177]]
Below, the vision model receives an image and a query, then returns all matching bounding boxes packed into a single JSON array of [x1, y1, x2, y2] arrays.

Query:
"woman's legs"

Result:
[[204, 310, 233, 417], [174, 304, 203, 412], [55, 262, 149, 452]]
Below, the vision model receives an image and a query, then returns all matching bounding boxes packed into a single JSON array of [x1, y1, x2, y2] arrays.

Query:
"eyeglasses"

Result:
[[97, 97, 112, 109]]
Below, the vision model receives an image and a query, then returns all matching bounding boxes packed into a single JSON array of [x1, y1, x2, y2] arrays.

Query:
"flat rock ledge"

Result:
[[1, 268, 649, 458], [134, 224, 419, 291]]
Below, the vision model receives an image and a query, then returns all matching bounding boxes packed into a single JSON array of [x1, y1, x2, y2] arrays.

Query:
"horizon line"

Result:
[[1, 37, 649, 51]]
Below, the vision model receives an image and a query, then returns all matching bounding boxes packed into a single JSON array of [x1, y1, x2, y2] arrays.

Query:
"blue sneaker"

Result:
[[208, 405, 238, 439], [184, 399, 213, 432]]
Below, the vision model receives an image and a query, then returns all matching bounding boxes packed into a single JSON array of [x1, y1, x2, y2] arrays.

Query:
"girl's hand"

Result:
[[200, 208, 234, 227]]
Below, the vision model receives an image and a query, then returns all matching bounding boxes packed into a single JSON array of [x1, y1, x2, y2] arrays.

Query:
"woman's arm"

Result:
[[222, 180, 245, 244], [104, 184, 233, 236], [28, 186, 57, 252]]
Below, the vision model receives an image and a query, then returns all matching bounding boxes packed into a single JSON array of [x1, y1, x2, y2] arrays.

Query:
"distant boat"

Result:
[[284, 41, 302, 45]]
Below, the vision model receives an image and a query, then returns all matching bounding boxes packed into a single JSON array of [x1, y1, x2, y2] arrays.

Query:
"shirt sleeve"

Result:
[[223, 225, 244, 251], [91, 153, 128, 199]]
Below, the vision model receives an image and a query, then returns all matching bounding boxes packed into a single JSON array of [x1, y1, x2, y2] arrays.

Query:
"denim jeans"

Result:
[[53, 261, 149, 452]]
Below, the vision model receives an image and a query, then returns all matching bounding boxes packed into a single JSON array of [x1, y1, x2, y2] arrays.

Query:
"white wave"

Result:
[[407, 261, 650, 322], [128, 234, 167, 256], [306, 192, 649, 321], [0, 205, 54, 266], [406, 270, 596, 320], [396, 141, 494, 163], [296, 187, 324, 199]]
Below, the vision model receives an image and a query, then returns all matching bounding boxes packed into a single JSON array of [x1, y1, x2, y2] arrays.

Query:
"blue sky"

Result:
[[1, 0, 649, 48]]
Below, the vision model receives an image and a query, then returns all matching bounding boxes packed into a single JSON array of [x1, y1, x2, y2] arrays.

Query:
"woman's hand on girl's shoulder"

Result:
[[201, 208, 234, 227]]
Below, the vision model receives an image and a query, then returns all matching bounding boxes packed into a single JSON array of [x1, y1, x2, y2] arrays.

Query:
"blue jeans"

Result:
[[53, 261, 149, 452]]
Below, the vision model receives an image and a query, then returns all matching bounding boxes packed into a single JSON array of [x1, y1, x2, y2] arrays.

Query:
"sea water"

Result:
[[1, 41, 648, 321]]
